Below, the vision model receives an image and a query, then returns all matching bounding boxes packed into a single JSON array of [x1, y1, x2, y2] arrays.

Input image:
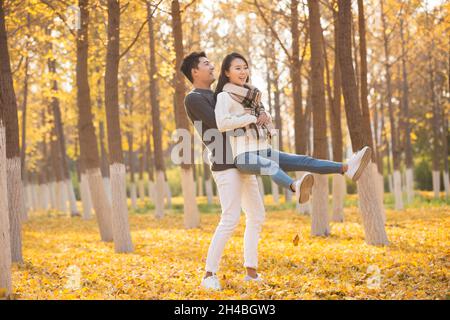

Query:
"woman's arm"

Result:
[[215, 92, 257, 132]]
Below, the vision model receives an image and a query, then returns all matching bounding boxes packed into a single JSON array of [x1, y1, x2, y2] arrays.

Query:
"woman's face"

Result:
[[225, 58, 249, 86]]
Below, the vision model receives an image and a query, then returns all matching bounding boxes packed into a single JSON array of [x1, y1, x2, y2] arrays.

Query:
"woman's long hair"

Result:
[[214, 52, 250, 101]]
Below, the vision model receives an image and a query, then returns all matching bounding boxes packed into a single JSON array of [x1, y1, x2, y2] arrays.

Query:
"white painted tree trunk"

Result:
[[130, 182, 137, 210], [164, 180, 172, 208], [371, 163, 386, 224], [393, 170, 404, 210], [109, 163, 134, 253], [36, 184, 44, 210], [388, 174, 393, 193], [331, 174, 346, 222], [85, 168, 113, 242], [30, 183, 38, 211], [405, 167, 414, 204], [103, 177, 112, 204], [43, 183, 51, 210], [356, 167, 389, 245], [49, 181, 57, 209], [443, 171, 449, 198], [55, 180, 67, 213], [0, 126, 12, 297], [205, 178, 213, 205], [138, 180, 145, 202], [180, 167, 200, 229], [80, 173, 92, 220], [147, 180, 155, 203], [296, 172, 312, 214], [65, 179, 79, 217], [271, 180, 280, 205], [311, 174, 330, 236], [6, 157, 23, 263], [257, 176, 265, 199], [154, 171, 165, 218], [432, 170, 440, 199]]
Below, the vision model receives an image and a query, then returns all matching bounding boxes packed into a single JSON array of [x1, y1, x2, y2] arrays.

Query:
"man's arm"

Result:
[[184, 93, 218, 129]]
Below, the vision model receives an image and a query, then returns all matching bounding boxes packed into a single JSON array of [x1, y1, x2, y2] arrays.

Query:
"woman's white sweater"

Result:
[[215, 91, 270, 158]]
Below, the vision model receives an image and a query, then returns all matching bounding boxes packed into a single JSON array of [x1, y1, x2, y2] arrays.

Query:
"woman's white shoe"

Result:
[[200, 275, 222, 291], [345, 146, 372, 182], [294, 173, 314, 204]]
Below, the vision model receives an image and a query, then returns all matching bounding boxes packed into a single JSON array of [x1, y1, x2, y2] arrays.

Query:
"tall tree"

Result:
[[0, 0, 11, 296], [147, 1, 165, 218], [357, 0, 384, 219], [308, 0, 330, 236], [399, 17, 414, 203], [380, 0, 403, 209], [104, 0, 134, 252], [170, 0, 200, 228], [0, 0, 24, 263], [338, 0, 388, 245], [330, 6, 345, 222], [76, 0, 113, 241]]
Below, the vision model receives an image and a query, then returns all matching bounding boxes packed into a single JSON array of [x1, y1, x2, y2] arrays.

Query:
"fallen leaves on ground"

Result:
[[11, 194, 450, 300]]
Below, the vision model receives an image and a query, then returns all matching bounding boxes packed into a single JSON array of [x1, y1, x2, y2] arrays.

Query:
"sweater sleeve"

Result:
[[184, 93, 218, 129], [215, 92, 257, 132]]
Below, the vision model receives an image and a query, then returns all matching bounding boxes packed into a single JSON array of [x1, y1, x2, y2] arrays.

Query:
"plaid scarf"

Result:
[[223, 82, 275, 140]]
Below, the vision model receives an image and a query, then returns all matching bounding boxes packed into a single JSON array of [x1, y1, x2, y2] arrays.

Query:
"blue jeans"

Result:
[[234, 148, 343, 190]]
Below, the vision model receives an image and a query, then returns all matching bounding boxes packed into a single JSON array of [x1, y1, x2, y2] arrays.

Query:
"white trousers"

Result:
[[205, 169, 266, 273]]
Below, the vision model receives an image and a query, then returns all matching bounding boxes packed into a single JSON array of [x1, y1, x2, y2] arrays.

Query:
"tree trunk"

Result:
[[0, 0, 24, 262], [0, 123, 11, 297], [138, 129, 146, 203], [442, 107, 449, 198], [147, 2, 165, 217], [399, 18, 414, 203], [20, 52, 29, 221], [171, 0, 199, 228], [125, 79, 137, 210], [429, 54, 441, 199], [380, 0, 403, 209], [76, 0, 113, 242], [308, 0, 330, 237], [105, 0, 133, 252], [338, 0, 388, 245], [329, 9, 345, 222]]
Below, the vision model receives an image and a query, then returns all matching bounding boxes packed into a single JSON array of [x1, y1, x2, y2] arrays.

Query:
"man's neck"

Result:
[[193, 81, 211, 91]]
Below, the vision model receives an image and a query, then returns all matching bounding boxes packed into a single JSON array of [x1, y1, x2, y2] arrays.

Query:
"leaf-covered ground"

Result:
[[12, 192, 449, 300]]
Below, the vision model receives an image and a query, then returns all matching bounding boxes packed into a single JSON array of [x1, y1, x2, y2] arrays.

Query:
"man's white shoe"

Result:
[[294, 173, 314, 204], [244, 274, 263, 282], [200, 275, 222, 291], [345, 146, 372, 182]]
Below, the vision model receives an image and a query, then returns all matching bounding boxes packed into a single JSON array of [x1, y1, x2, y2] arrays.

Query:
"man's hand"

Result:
[[256, 112, 271, 126]]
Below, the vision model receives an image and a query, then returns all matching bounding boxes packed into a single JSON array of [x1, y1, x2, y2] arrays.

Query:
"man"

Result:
[[181, 52, 266, 290]]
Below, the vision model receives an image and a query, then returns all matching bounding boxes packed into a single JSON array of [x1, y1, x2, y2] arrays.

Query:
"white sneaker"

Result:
[[294, 173, 314, 204], [345, 146, 372, 182], [244, 274, 263, 282], [200, 275, 222, 291]]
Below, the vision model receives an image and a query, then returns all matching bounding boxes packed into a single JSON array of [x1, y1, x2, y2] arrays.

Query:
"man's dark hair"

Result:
[[180, 51, 207, 83]]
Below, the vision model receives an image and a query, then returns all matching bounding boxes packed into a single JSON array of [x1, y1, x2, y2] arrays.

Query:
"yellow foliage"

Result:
[[11, 196, 450, 300]]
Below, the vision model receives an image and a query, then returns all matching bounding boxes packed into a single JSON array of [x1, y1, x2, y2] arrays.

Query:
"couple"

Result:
[[181, 51, 371, 291]]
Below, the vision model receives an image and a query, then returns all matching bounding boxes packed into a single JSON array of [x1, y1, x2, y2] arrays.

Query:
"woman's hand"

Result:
[[256, 112, 271, 126]]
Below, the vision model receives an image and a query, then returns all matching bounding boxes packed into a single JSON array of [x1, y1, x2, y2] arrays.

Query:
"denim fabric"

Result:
[[234, 148, 343, 189]]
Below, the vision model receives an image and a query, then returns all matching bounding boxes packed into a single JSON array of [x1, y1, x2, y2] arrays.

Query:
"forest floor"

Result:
[[11, 191, 449, 300]]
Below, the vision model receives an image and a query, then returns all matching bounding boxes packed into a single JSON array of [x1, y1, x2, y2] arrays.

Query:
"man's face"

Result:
[[192, 57, 215, 84]]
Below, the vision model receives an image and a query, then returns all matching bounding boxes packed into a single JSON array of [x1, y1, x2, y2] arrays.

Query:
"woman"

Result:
[[214, 52, 372, 203]]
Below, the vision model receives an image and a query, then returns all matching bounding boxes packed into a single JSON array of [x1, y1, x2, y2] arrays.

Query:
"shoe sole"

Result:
[[352, 147, 372, 182], [299, 174, 314, 204]]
